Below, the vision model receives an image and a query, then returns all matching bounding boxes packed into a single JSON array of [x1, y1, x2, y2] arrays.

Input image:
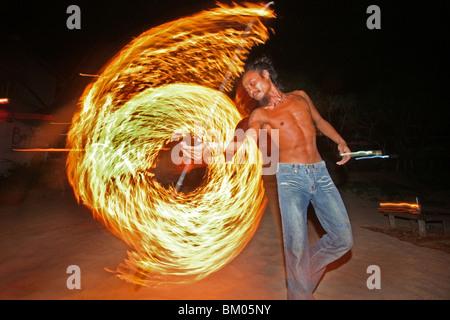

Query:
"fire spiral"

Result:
[[66, 3, 275, 285]]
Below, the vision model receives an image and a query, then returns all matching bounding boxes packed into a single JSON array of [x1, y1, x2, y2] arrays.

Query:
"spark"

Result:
[[66, 3, 275, 286]]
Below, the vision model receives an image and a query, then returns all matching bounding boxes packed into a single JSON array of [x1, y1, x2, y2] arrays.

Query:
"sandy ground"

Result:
[[0, 170, 449, 300]]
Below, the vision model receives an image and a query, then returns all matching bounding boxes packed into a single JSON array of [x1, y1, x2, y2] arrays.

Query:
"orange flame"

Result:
[[66, 3, 275, 286], [379, 202, 420, 209], [379, 202, 421, 214]]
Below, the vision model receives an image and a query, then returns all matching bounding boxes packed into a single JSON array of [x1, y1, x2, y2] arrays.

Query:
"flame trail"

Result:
[[66, 3, 275, 285], [380, 202, 420, 209], [175, 1, 274, 191], [379, 202, 421, 214], [13, 148, 82, 152]]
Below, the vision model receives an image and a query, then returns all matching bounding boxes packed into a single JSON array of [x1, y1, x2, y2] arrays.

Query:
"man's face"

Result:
[[242, 70, 270, 101]]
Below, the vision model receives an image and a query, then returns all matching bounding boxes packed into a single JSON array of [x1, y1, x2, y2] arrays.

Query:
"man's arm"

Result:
[[181, 116, 258, 163], [245, 109, 263, 146], [297, 90, 351, 165], [223, 117, 249, 160]]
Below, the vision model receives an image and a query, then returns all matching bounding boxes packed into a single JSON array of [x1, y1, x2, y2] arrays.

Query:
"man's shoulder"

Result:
[[287, 90, 313, 108], [235, 117, 250, 131], [288, 90, 307, 99], [249, 106, 264, 116], [284, 90, 307, 105], [248, 106, 266, 124]]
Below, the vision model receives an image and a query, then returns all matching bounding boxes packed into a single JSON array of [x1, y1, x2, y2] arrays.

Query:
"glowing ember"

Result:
[[66, 3, 275, 285]]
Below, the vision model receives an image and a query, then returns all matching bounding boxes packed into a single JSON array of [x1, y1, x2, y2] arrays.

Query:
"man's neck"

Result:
[[265, 85, 283, 106]]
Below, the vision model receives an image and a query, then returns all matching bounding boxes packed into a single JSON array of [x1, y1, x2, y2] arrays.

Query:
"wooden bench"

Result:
[[378, 206, 450, 237]]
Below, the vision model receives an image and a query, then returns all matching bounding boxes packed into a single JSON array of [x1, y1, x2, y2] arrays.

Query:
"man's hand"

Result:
[[180, 141, 211, 163], [337, 142, 351, 165]]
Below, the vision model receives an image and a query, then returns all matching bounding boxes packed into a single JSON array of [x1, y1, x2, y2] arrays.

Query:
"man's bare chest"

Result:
[[261, 104, 312, 132]]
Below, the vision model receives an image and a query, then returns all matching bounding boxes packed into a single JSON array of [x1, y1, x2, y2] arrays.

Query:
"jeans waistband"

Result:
[[277, 161, 326, 173]]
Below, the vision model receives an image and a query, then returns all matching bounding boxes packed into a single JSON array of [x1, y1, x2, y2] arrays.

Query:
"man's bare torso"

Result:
[[249, 90, 323, 164]]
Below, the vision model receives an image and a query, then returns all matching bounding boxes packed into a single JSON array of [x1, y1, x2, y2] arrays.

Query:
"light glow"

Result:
[[380, 202, 420, 209], [379, 202, 421, 214], [355, 155, 389, 160], [341, 150, 383, 157], [66, 3, 275, 286]]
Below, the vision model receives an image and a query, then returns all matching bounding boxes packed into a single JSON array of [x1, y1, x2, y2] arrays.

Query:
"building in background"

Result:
[[0, 36, 64, 176]]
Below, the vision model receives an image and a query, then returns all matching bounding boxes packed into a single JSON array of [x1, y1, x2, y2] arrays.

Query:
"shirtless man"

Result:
[[182, 57, 353, 299], [241, 57, 353, 299]]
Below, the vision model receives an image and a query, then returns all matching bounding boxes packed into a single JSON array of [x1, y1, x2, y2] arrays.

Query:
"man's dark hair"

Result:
[[244, 55, 283, 90]]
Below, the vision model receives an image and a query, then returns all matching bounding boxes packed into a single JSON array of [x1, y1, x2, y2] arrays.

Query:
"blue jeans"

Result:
[[276, 162, 353, 300]]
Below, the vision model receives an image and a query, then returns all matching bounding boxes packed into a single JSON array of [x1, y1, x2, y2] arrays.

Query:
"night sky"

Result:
[[1, 0, 447, 96]]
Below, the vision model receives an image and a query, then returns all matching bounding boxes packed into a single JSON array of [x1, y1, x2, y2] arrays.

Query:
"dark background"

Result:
[[1, 0, 449, 191], [1, 0, 446, 93]]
